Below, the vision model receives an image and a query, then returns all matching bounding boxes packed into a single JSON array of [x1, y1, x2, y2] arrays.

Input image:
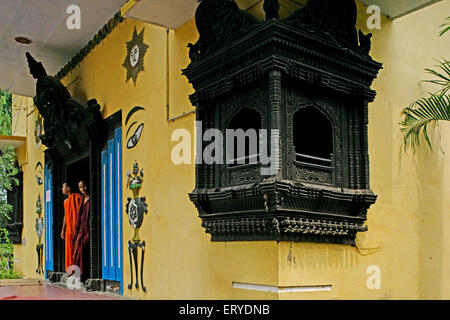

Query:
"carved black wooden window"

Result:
[[226, 108, 261, 166], [184, 0, 382, 245], [293, 106, 334, 185]]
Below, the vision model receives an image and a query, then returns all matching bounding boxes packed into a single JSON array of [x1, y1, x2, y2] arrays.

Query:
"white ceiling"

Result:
[[0, 0, 128, 97], [1, 0, 444, 97], [123, 0, 445, 30], [124, 0, 199, 29], [358, 0, 442, 19]]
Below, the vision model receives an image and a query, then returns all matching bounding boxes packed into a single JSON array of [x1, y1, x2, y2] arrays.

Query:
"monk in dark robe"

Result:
[[72, 180, 90, 281], [60, 182, 82, 271]]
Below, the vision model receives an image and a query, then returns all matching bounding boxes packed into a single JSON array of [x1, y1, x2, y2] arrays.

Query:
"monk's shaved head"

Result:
[[62, 182, 71, 196]]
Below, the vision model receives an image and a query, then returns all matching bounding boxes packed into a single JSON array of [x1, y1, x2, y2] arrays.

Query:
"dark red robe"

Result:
[[72, 196, 90, 281]]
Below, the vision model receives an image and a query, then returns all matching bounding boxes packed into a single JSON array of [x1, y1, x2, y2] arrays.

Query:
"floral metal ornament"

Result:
[[127, 161, 144, 199], [35, 193, 42, 215], [125, 160, 148, 292], [122, 27, 149, 85]]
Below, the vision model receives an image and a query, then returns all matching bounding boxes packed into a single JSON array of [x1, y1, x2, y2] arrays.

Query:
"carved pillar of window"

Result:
[[269, 70, 282, 179], [183, 0, 382, 245]]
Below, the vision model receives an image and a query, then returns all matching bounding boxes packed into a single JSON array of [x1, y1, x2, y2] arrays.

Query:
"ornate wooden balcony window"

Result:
[[183, 0, 383, 245]]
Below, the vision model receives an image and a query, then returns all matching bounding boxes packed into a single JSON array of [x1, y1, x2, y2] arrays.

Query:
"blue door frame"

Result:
[[44, 164, 53, 277], [101, 127, 123, 294]]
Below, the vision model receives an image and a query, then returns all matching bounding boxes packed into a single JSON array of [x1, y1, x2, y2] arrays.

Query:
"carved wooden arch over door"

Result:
[[26, 52, 107, 290]]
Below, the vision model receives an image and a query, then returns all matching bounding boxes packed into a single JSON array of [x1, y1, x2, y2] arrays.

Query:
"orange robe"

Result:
[[64, 193, 82, 270]]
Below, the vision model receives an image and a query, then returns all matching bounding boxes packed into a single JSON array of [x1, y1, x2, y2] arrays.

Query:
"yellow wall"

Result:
[[12, 0, 450, 299], [11, 95, 31, 137], [39, 17, 279, 300], [12, 96, 46, 279], [277, 0, 450, 300], [364, 0, 450, 299]]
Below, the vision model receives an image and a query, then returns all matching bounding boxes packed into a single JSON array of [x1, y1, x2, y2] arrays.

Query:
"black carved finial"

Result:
[[358, 30, 372, 54], [263, 0, 279, 20], [26, 52, 47, 79]]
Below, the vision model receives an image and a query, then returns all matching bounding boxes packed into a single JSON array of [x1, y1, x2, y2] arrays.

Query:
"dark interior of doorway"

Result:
[[62, 156, 90, 278], [66, 157, 90, 193]]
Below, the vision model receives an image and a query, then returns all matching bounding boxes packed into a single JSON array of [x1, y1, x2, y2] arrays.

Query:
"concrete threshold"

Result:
[[51, 281, 135, 300], [0, 279, 44, 287]]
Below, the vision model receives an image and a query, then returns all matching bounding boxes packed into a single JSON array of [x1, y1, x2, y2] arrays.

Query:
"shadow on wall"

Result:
[[67, 80, 88, 103], [414, 130, 444, 299]]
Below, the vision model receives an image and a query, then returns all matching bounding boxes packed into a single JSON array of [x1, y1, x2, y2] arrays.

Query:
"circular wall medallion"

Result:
[[35, 217, 43, 238], [126, 197, 148, 229], [130, 44, 140, 68]]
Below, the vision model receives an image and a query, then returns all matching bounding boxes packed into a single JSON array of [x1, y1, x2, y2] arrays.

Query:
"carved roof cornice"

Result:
[[183, 19, 382, 105]]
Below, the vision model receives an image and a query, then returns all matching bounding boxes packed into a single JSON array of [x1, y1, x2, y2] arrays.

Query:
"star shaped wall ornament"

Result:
[[122, 27, 149, 85]]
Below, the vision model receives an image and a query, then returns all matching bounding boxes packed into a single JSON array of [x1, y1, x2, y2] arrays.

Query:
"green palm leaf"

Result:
[[400, 17, 449, 152], [424, 58, 450, 96], [440, 16, 450, 36], [400, 94, 450, 151]]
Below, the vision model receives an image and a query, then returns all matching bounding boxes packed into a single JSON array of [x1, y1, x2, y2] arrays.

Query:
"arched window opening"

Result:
[[227, 108, 261, 166], [293, 107, 333, 167]]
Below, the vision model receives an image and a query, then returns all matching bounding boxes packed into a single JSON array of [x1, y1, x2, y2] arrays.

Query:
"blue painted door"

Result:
[[101, 128, 123, 293], [44, 164, 53, 277]]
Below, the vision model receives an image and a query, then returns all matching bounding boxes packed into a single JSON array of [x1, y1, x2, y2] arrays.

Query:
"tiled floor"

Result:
[[0, 282, 122, 300]]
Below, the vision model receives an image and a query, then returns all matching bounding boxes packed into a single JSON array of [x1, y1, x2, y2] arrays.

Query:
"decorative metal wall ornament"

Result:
[[122, 27, 149, 85], [35, 162, 43, 185], [127, 123, 144, 149], [34, 114, 43, 148], [125, 161, 148, 292], [35, 193, 44, 274], [183, 0, 382, 245], [125, 106, 146, 149]]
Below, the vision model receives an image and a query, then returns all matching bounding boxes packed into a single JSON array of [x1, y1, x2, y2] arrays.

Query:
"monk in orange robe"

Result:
[[60, 182, 82, 271]]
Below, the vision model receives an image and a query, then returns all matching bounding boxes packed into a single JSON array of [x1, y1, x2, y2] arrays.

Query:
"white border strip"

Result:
[[232, 282, 332, 293]]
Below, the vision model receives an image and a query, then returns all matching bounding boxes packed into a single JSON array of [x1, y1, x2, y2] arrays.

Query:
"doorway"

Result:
[[65, 155, 90, 279], [45, 111, 121, 292], [66, 156, 90, 195]]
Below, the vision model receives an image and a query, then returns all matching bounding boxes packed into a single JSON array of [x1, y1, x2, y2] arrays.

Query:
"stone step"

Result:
[[0, 279, 44, 287]]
